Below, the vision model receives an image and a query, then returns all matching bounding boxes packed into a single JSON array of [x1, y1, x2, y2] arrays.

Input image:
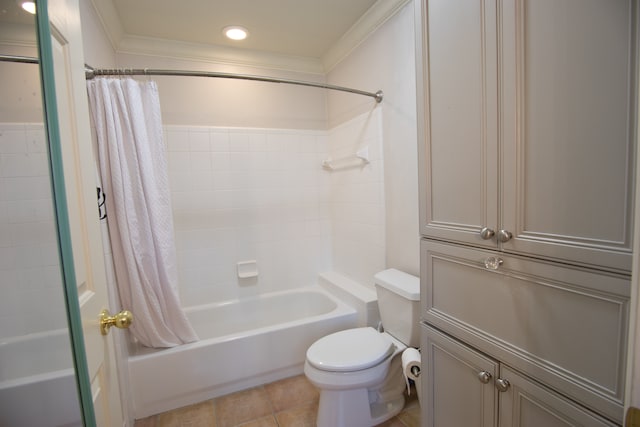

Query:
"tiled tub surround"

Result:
[[328, 107, 385, 288], [166, 125, 332, 306], [165, 108, 385, 306], [0, 123, 66, 339]]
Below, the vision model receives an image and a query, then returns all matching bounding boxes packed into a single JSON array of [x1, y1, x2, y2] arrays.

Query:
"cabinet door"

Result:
[[415, 0, 499, 248], [422, 324, 498, 427], [499, 366, 618, 427], [421, 239, 629, 423], [499, 0, 636, 272]]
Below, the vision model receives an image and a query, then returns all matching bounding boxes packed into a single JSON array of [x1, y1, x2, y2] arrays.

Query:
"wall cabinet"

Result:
[[422, 324, 618, 427], [421, 239, 629, 422], [415, 0, 637, 273], [415, 1, 637, 424]]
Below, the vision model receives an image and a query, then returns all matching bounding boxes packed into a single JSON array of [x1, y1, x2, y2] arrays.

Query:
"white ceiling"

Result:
[[111, 0, 376, 59], [93, 0, 409, 73]]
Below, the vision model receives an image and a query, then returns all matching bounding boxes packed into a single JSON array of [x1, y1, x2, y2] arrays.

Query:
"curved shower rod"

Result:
[[1, 53, 383, 102], [84, 66, 384, 103], [1, 54, 383, 103]]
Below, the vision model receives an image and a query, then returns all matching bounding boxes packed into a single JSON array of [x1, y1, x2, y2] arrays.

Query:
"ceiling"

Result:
[[95, 0, 409, 73], [0, 0, 410, 73], [0, 0, 36, 25], [111, 0, 377, 59]]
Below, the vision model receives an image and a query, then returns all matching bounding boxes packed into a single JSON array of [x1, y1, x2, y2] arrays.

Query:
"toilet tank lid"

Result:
[[374, 269, 420, 301]]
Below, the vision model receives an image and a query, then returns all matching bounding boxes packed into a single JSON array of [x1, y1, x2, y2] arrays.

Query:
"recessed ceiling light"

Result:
[[223, 26, 249, 41], [16, 0, 36, 14]]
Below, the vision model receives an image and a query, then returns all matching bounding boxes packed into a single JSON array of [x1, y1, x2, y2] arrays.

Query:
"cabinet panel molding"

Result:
[[421, 239, 629, 422], [422, 324, 499, 427], [499, 366, 618, 427], [500, 0, 636, 272], [416, 0, 499, 246]]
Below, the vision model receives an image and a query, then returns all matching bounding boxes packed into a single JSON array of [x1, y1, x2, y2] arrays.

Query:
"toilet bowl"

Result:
[[304, 269, 420, 427], [304, 327, 407, 427]]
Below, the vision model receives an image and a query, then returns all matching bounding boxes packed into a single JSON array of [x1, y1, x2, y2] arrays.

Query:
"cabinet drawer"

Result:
[[421, 239, 630, 423]]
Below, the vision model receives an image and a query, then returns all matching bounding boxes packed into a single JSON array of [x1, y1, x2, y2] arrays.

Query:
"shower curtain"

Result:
[[87, 78, 198, 348]]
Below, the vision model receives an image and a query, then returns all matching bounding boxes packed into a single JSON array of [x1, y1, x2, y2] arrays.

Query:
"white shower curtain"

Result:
[[87, 78, 198, 348]]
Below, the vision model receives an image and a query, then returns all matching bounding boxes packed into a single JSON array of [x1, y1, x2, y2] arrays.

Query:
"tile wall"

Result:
[[328, 108, 386, 288], [165, 107, 386, 306], [165, 126, 332, 306], [0, 123, 67, 339]]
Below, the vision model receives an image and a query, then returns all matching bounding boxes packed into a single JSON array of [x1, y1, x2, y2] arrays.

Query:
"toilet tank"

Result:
[[374, 269, 420, 347]]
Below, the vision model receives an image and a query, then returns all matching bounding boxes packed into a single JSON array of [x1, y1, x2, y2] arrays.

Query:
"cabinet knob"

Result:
[[495, 378, 510, 392], [477, 371, 492, 384], [479, 227, 495, 240], [497, 229, 513, 243], [484, 256, 503, 270]]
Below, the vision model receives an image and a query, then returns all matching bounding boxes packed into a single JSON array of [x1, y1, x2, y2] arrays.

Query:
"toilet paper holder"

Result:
[[411, 365, 421, 377]]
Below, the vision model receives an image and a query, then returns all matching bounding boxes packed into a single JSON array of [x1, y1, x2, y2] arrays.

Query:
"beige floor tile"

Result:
[[156, 400, 216, 427], [397, 402, 421, 427], [134, 415, 158, 427], [375, 416, 410, 427], [265, 375, 319, 412], [274, 401, 318, 427], [236, 415, 279, 427], [214, 387, 273, 427]]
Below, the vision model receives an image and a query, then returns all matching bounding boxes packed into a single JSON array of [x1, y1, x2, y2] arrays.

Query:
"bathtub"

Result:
[[128, 286, 358, 418], [0, 329, 82, 427]]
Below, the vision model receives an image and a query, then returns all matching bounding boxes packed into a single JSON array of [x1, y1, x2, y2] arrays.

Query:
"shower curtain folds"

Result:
[[87, 77, 198, 348]]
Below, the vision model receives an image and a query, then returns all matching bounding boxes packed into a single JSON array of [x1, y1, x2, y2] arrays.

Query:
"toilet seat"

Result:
[[306, 327, 394, 372]]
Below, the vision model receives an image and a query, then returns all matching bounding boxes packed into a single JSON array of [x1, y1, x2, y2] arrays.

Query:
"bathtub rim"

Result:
[[128, 285, 356, 358]]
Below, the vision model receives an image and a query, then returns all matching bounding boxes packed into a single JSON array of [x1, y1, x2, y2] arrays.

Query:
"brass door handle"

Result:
[[100, 309, 133, 335]]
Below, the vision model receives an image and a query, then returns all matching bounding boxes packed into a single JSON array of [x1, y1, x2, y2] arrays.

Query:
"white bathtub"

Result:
[[0, 329, 82, 427], [128, 286, 358, 418]]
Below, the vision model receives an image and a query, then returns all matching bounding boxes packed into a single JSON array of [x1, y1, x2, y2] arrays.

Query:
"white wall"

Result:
[[79, 0, 117, 68], [0, 43, 43, 123], [328, 108, 386, 289], [116, 53, 328, 130], [165, 125, 332, 306], [327, 1, 419, 277]]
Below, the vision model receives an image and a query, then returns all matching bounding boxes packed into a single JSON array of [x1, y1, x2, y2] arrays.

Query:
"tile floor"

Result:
[[134, 374, 421, 427]]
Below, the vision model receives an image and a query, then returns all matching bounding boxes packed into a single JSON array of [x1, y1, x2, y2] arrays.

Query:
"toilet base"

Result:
[[316, 388, 404, 427], [314, 356, 406, 427]]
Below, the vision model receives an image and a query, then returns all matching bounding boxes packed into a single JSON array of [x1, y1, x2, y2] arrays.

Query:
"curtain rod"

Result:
[[0, 54, 383, 103], [0, 54, 39, 64], [85, 68, 384, 103]]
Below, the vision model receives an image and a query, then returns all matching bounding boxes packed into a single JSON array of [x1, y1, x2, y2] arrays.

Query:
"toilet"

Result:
[[304, 269, 420, 427]]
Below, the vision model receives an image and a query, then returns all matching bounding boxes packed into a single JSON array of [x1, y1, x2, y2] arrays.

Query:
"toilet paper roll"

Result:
[[402, 348, 421, 395]]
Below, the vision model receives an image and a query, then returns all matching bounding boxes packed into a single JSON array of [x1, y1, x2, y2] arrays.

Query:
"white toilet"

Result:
[[304, 269, 420, 427]]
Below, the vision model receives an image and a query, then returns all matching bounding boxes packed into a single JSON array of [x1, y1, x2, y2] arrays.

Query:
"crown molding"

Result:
[[87, 0, 408, 75], [0, 22, 37, 48], [88, 0, 124, 51], [322, 0, 410, 72], [117, 35, 326, 75]]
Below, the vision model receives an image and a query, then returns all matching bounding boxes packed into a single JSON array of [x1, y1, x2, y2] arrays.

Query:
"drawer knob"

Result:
[[484, 256, 503, 270], [480, 227, 495, 240], [477, 371, 492, 384], [497, 229, 513, 243], [495, 378, 510, 392]]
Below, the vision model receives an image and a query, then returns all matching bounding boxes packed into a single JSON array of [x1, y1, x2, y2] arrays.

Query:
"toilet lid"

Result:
[[306, 327, 394, 372]]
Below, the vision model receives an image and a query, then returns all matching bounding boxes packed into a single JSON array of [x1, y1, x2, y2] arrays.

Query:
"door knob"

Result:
[[100, 309, 133, 335], [477, 371, 492, 384], [495, 378, 510, 392], [497, 229, 513, 243], [479, 227, 495, 240]]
